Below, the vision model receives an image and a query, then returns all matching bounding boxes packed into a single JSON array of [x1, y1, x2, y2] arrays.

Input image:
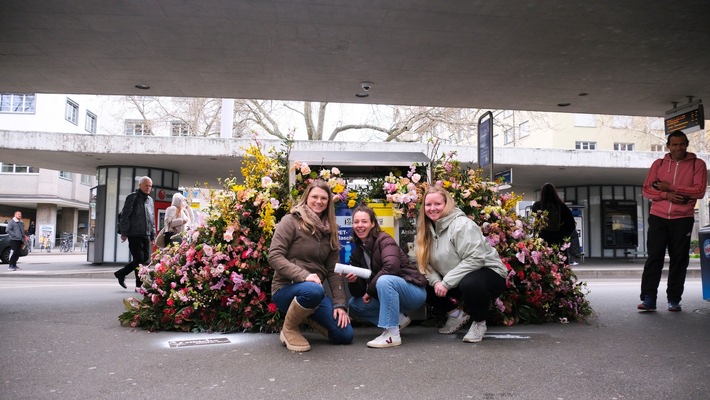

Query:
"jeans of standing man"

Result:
[[9, 240, 23, 266], [348, 275, 426, 328], [115, 236, 152, 287], [640, 215, 694, 303], [272, 281, 354, 345], [425, 267, 507, 322]]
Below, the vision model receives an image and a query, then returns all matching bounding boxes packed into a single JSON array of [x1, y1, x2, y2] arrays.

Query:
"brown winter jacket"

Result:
[[268, 214, 348, 309], [348, 232, 427, 300]]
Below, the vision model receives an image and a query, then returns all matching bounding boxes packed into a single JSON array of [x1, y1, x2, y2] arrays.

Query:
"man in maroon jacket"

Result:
[[638, 131, 707, 312]]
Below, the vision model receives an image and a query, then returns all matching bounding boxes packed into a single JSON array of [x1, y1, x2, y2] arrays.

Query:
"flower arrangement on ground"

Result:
[[119, 140, 592, 333], [119, 143, 288, 332], [382, 165, 423, 219], [291, 162, 366, 208], [422, 151, 593, 325]]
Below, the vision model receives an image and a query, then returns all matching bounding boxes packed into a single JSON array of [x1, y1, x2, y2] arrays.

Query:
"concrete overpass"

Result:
[[1, 1, 708, 118], [0, 130, 665, 196]]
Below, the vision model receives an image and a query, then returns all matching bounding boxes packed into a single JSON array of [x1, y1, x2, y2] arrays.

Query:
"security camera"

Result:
[[361, 82, 372, 91]]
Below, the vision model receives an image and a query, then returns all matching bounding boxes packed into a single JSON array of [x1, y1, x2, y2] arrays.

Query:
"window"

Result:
[[0, 93, 36, 113], [650, 143, 665, 152], [80, 174, 94, 185], [125, 120, 151, 135], [614, 143, 635, 151], [171, 121, 190, 136], [1, 163, 39, 173], [574, 114, 596, 127], [85, 111, 97, 133], [503, 110, 512, 119], [649, 117, 664, 130], [575, 141, 597, 150], [612, 116, 632, 128], [519, 121, 530, 138], [59, 171, 73, 180], [503, 128, 514, 144], [65, 98, 79, 124]]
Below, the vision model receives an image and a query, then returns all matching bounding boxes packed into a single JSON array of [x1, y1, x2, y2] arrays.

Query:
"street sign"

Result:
[[494, 168, 512, 184], [478, 111, 494, 180]]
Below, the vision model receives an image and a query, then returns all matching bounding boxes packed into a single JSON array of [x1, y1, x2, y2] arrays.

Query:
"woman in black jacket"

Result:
[[345, 205, 427, 348], [531, 182, 576, 248]]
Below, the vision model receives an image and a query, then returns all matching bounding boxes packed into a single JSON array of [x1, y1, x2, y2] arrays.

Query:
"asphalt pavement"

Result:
[[1, 252, 709, 400], [1, 250, 703, 280]]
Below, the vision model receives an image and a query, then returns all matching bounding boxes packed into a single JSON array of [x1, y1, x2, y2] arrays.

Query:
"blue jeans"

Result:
[[272, 281, 353, 345], [348, 275, 427, 328]]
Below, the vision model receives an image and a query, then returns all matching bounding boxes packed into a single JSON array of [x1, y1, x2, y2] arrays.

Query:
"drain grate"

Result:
[[168, 337, 231, 348]]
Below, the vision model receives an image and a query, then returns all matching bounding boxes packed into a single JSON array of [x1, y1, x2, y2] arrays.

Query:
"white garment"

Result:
[[164, 206, 193, 234]]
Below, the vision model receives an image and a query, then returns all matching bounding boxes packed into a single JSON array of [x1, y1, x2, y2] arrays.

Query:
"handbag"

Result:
[[155, 228, 167, 248]]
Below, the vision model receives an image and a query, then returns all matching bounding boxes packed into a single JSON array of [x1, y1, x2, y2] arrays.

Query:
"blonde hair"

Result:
[[292, 180, 339, 250], [415, 186, 456, 274]]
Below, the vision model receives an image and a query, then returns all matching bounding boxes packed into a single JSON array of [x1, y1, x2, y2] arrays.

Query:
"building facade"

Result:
[[2, 93, 708, 258]]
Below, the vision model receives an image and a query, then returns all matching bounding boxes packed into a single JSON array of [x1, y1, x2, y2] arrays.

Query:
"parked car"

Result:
[[0, 223, 29, 264]]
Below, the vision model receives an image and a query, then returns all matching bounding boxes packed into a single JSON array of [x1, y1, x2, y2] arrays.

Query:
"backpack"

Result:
[[544, 205, 562, 232], [116, 211, 123, 235], [117, 193, 136, 235]]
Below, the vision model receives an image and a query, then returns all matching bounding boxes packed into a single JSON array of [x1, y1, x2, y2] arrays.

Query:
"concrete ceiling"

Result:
[[1, 1, 709, 117]]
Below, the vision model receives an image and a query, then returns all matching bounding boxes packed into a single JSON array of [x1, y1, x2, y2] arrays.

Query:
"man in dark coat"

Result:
[[114, 176, 156, 289]]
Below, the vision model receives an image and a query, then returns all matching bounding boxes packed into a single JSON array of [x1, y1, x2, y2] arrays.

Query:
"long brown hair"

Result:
[[415, 186, 456, 274], [291, 180, 339, 250], [351, 205, 382, 245]]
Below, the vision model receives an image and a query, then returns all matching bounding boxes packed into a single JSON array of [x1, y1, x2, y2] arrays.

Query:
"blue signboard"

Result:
[[478, 111, 494, 179]]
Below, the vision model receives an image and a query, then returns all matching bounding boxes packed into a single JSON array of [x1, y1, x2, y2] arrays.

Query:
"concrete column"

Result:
[[58, 207, 79, 244], [36, 203, 57, 249], [220, 98, 234, 138]]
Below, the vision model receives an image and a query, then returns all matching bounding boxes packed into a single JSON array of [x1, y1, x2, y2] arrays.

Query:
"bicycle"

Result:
[[59, 233, 74, 253]]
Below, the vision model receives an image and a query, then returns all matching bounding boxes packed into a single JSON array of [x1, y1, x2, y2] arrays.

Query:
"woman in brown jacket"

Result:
[[268, 180, 353, 352], [345, 205, 427, 348]]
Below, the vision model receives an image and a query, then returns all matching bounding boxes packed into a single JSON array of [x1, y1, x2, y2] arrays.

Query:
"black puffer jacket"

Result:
[[348, 232, 427, 300], [119, 189, 156, 240]]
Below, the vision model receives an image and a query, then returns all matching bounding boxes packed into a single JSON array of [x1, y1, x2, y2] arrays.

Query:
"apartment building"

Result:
[[0, 93, 99, 248]]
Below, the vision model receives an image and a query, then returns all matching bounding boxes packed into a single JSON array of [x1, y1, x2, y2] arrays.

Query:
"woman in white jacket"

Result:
[[163, 193, 193, 245], [415, 186, 507, 343]]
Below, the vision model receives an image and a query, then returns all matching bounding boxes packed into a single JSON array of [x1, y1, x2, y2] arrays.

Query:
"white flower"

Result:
[[331, 167, 340, 175], [261, 176, 273, 188], [412, 173, 421, 183]]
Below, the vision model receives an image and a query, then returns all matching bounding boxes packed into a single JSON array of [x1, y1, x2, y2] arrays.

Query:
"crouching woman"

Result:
[[346, 205, 428, 348], [268, 180, 354, 352]]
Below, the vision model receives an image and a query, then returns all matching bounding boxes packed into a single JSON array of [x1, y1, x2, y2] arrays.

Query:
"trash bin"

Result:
[[698, 226, 710, 300]]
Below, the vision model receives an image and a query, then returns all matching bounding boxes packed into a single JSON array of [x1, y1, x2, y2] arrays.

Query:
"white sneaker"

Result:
[[398, 314, 411, 330], [463, 321, 487, 343], [367, 331, 402, 348], [438, 311, 470, 334], [571, 261, 579, 266]]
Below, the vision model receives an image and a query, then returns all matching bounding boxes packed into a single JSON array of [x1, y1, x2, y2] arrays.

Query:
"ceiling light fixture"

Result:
[[355, 93, 369, 98], [557, 102, 571, 107], [135, 84, 150, 90]]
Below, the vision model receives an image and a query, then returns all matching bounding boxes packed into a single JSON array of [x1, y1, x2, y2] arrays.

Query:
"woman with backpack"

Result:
[[531, 182, 576, 248]]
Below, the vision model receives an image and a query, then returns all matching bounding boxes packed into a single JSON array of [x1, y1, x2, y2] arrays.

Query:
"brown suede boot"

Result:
[[280, 298, 315, 352], [305, 318, 329, 339]]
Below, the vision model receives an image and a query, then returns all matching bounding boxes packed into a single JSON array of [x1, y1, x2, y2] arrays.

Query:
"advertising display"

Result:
[[335, 206, 353, 264]]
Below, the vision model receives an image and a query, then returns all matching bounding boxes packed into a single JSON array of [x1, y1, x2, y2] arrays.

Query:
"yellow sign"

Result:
[[368, 203, 395, 238]]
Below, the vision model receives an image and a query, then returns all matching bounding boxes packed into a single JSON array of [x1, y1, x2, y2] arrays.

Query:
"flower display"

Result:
[[424, 152, 593, 325], [119, 143, 288, 332], [119, 140, 592, 333], [382, 165, 423, 219], [291, 162, 366, 208]]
